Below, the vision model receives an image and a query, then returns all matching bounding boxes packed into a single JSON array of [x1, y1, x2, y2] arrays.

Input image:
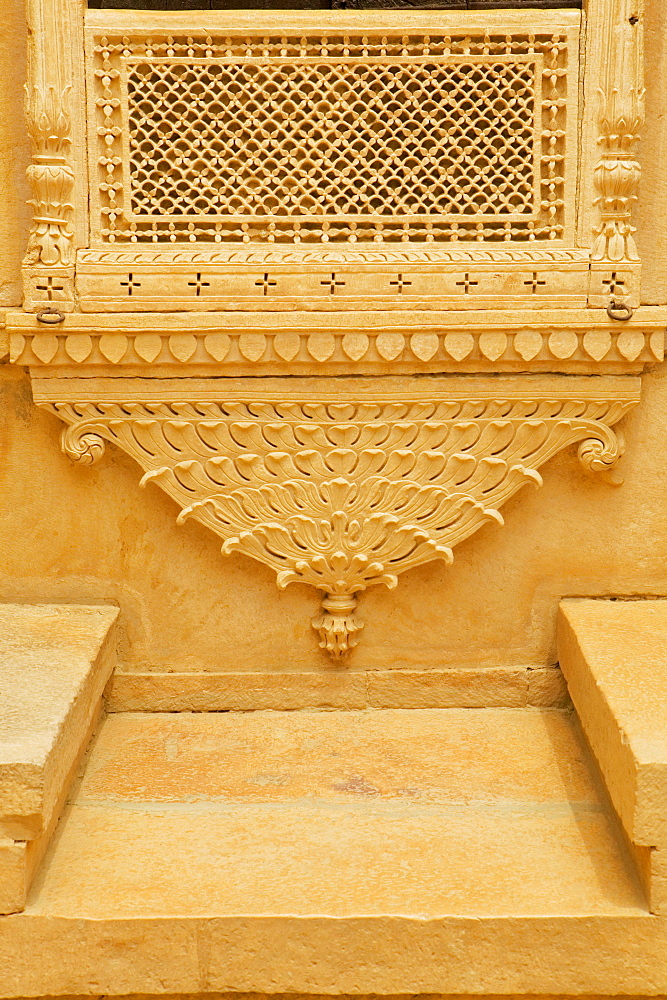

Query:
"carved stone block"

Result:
[[588, 263, 641, 312], [9, 310, 665, 374]]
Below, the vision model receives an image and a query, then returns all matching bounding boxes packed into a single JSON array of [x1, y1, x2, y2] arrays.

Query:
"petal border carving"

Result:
[[34, 375, 640, 661]]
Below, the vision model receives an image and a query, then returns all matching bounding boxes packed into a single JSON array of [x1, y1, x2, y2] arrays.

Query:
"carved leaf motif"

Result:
[[444, 332, 475, 361], [169, 334, 197, 362], [342, 333, 370, 362], [273, 332, 301, 361], [99, 334, 129, 364], [479, 332, 509, 362], [238, 334, 267, 361], [514, 330, 543, 361], [592, 0, 645, 263], [649, 332, 665, 361], [307, 333, 336, 362], [376, 332, 405, 361], [24, 86, 75, 268], [65, 335, 93, 363], [616, 329, 645, 363], [548, 330, 579, 360], [204, 333, 231, 362], [410, 333, 439, 362], [134, 334, 163, 362], [583, 330, 612, 362], [32, 334, 59, 364]]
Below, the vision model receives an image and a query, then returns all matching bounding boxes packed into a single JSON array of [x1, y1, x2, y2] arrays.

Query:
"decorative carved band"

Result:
[[36, 377, 639, 660], [71, 260, 646, 314], [77, 248, 593, 266], [12, 323, 664, 371]]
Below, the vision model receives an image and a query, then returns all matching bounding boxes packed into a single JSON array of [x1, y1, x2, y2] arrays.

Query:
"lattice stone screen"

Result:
[[87, 14, 579, 245]]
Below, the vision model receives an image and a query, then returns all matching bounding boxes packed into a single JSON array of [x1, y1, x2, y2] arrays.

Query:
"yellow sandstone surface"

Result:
[[2, 0, 667, 996], [0, 605, 119, 841], [559, 599, 667, 846], [559, 598, 667, 915], [49, 708, 640, 919]]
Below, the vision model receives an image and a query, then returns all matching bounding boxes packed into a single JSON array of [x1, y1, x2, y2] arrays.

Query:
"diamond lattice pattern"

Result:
[[127, 58, 537, 225]]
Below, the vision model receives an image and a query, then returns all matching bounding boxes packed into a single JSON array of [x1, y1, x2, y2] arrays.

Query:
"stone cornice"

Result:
[[8, 308, 666, 374]]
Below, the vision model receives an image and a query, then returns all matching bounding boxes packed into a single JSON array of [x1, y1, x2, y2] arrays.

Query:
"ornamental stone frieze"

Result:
[[9, 0, 667, 659]]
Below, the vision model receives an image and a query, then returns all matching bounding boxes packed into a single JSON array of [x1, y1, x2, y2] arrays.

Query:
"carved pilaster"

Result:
[[24, 86, 74, 269], [22, 0, 79, 313], [591, 0, 645, 263]]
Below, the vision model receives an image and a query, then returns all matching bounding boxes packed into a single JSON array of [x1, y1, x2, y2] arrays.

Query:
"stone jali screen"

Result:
[[88, 23, 575, 244]]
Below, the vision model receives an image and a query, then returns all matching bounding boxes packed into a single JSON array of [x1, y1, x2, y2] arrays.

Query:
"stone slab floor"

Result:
[[25, 708, 644, 920]]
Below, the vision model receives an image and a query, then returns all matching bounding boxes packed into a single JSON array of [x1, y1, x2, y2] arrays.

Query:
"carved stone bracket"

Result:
[[591, 0, 645, 263], [14, 0, 653, 667], [32, 376, 639, 661]]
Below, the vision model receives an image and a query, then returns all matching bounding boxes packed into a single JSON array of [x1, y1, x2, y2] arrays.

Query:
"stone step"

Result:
[[40, 706, 643, 918], [106, 664, 569, 712], [559, 598, 667, 915], [0, 604, 119, 914], [1, 705, 660, 996]]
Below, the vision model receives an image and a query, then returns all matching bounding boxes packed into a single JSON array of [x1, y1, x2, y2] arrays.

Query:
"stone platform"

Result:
[[29, 709, 643, 920], [6, 601, 667, 996], [4, 705, 665, 997]]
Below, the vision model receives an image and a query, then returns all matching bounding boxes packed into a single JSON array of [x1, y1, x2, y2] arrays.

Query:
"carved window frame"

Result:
[[22, 0, 646, 318]]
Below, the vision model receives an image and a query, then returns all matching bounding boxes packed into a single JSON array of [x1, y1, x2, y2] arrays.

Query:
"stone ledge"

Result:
[[8, 307, 667, 377], [0, 604, 119, 913], [106, 666, 569, 712], [6, 913, 667, 996]]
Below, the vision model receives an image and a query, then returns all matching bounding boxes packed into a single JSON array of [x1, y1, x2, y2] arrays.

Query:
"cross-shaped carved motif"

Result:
[[120, 274, 142, 296], [603, 272, 626, 296], [188, 273, 210, 296], [456, 273, 479, 294], [255, 273, 277, 296], [389, 274, 413, 294], [36, 276, 64, 300], [321, 273, 346, 295], [524, 272, 547, 294]]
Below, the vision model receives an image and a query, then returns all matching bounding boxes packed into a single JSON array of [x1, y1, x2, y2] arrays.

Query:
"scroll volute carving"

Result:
[[25, 85, 74, 267], [39, 380, 638, 661]]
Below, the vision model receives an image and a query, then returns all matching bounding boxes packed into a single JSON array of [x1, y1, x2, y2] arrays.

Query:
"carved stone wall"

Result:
[[4, 0, 667, 670]]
